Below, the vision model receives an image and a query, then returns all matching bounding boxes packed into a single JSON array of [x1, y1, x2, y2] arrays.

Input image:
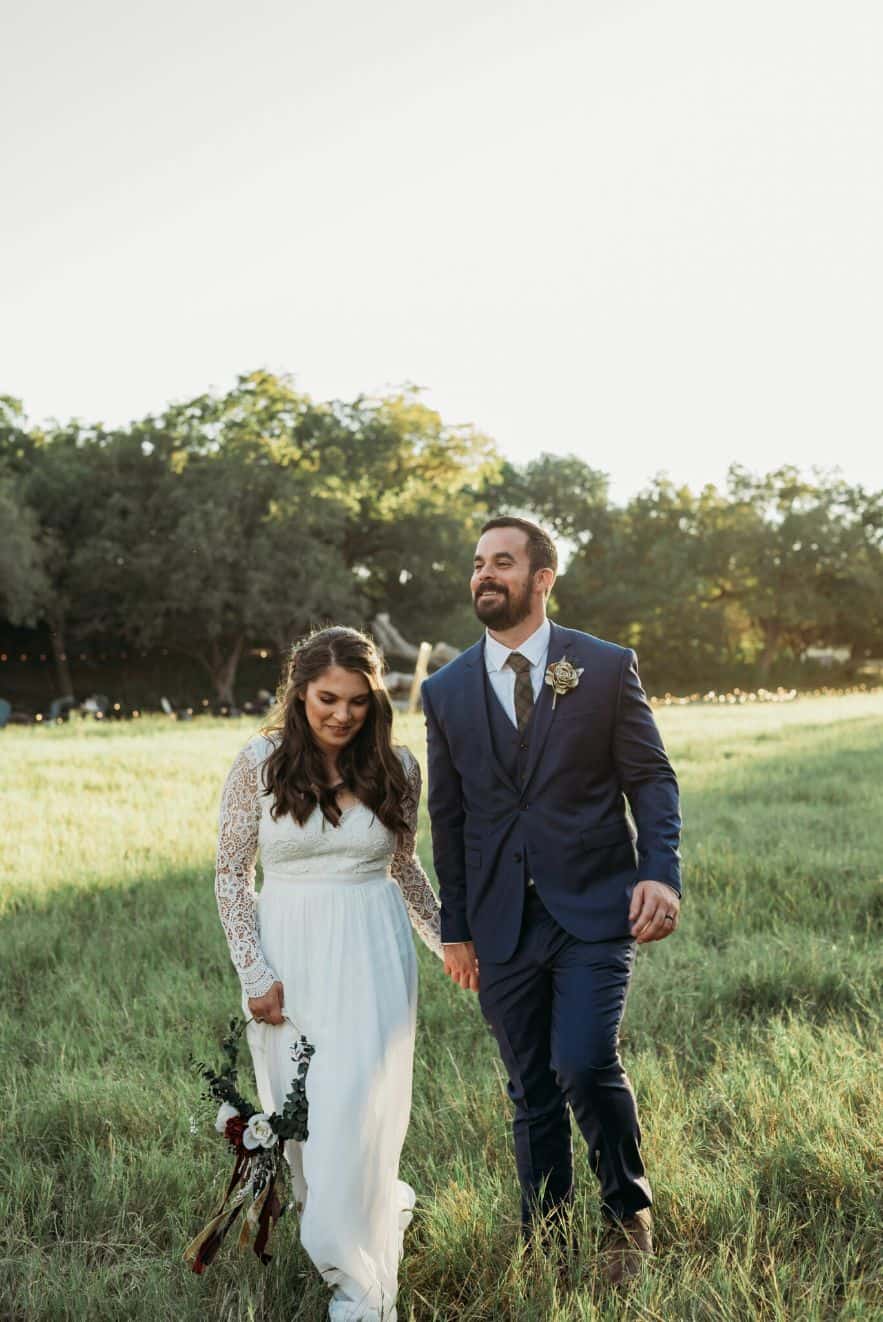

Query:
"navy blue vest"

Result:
[[483, 667, 534, 887]]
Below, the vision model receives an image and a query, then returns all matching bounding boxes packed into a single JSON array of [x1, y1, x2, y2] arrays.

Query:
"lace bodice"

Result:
[[215, 733, 443, 997]]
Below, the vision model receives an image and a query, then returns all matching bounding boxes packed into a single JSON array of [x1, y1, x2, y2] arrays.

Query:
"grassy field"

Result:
[[1, 694, 881, 1320]]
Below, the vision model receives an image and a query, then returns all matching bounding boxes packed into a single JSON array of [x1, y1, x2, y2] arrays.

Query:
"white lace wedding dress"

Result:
[[215, 734, 443, 1321]]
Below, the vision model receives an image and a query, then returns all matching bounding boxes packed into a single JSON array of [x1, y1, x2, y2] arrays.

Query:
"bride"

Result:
[[214, 626, 443, 1321]]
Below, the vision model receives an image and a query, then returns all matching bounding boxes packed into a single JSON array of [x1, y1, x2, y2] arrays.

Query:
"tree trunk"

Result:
[[845, 641, 864, 676], [210, 635, 245, 707], [49, 614, 75, 699], [756, 621, 782, 684]]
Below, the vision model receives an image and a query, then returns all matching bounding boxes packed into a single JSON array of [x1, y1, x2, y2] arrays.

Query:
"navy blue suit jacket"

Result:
[[421, 621, 682, 963]]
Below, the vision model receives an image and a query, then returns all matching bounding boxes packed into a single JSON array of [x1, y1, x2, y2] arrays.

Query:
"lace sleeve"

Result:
[[390, 749, 443, 959], [214, 741, 278, 998]]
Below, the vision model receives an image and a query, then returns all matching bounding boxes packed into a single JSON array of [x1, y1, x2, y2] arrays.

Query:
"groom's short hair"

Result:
[[480, 517, 558, 575]]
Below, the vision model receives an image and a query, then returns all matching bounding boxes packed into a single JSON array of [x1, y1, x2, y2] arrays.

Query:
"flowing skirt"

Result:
[[245, 872, 418, 1322]]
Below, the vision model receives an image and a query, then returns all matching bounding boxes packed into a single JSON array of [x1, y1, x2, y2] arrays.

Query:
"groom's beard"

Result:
[[473, 578, 532, 630]]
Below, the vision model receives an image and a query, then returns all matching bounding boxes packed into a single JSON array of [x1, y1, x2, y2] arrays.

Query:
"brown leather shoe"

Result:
[[600, 1208, 654, 1284]]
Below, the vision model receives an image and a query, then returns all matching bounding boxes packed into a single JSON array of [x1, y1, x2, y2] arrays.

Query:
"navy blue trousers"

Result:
[[478, 886, 652, 1228]]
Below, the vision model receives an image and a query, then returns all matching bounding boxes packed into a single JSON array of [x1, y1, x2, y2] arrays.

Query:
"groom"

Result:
[[421, 516, 681, 1280]]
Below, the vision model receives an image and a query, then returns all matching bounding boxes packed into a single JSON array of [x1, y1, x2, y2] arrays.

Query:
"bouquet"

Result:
[[184, 1017, 315, 1274]]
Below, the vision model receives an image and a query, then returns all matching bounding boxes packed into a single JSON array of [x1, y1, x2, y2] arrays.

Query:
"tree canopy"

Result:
[[2, 374, 880, 704]]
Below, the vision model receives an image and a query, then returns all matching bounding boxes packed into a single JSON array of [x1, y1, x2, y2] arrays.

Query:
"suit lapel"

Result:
[[521, 621, 568, 793], [464, 639, 520, 795]]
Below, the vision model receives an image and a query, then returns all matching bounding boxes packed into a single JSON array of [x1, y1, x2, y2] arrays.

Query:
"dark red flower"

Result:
[[224, 1116, 247, 1148]]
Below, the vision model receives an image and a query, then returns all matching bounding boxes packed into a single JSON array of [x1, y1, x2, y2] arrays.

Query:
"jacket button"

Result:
[[520, 802, 528, 811], [520, 742, 528, 751], [514, 851, 523, 862]]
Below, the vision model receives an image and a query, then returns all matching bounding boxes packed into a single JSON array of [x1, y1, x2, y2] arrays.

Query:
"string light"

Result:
[[1, 639, 871, 726], [646, 685, 876, 707]]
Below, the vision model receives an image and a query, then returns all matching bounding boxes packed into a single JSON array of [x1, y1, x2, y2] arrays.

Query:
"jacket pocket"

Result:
[[556, 701, 607, 719]]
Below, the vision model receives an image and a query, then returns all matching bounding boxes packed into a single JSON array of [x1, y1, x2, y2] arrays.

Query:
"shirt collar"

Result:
[[484, 618, 551, 674]]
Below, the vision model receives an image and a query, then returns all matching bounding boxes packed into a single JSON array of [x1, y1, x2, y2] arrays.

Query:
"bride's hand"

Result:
[[248, 981, 285, 1025]]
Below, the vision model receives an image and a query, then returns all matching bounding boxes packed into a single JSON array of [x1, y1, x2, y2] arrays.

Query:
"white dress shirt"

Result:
[[484, 618, 551, 728]]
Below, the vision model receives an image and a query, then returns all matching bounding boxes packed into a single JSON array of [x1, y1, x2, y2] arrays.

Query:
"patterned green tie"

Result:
[[505, 652, 534, 734]]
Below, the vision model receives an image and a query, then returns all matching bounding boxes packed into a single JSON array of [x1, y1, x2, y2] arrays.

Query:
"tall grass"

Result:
[[1, 694, 881, 1319]]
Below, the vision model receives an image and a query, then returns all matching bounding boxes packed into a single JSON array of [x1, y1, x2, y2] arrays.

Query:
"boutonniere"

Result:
[[544, 656, 584, 709]]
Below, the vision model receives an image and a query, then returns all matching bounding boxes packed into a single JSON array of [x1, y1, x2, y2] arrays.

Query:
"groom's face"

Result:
[[471, 529, 534, 630]]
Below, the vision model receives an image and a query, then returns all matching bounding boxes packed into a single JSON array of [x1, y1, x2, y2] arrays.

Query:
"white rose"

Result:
[[243, 1113, 278, 1150], [214, 1102, 240, 1133]]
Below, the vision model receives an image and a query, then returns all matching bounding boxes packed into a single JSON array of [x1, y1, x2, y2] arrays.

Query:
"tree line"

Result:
[[1, 372, 881, 704]]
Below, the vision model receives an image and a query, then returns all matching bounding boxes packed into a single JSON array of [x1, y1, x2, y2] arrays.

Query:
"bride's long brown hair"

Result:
[[261, 626, 409, 835]]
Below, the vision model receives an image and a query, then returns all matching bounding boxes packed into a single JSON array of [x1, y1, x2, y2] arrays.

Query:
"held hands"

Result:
[[629, 881, 680, 943], [444, 941, 480, 993], [247, 980, 285, 1025]]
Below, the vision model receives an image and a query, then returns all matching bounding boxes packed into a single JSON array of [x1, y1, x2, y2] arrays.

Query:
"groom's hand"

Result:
[[444, 942, 480, 992], [629, 882, 680, 943]]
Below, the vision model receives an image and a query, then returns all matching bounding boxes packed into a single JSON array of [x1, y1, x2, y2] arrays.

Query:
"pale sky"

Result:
[[2, 0, 881, 502]]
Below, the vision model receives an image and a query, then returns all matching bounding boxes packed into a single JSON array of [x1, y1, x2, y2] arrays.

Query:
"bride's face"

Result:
[[301, 665, 372, 757]]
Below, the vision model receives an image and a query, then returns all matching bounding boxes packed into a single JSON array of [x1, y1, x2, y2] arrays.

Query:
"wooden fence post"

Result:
[[407, 641, 432, 715]]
